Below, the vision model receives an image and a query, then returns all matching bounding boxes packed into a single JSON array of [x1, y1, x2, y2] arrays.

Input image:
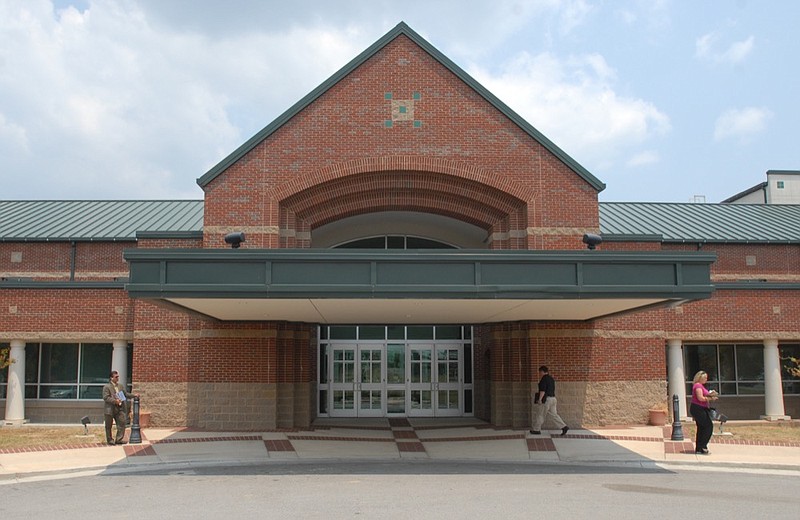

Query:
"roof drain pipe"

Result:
[[70, 241, 76, 281]]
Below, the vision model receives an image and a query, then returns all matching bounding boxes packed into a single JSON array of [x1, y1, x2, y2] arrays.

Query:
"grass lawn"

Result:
[[677, 421, 800, 443], [0, 425, 108, 449]]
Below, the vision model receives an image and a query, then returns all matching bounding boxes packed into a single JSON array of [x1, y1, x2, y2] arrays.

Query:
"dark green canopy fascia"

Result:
[[124, 249, 714, 301], [196, 22, 605, 192]]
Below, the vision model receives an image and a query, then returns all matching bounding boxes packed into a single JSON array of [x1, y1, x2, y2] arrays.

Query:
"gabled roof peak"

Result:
[[197, 22, 604, 192]]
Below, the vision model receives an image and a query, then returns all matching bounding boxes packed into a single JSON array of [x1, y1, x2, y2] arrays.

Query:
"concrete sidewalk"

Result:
[[2, 418, 799, 480]]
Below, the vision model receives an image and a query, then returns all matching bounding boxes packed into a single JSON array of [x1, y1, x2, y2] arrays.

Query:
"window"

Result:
[[777, 181, 785, 189], [684, 343, 765, 395], [335, 235, 457, 249], [1, 343, 131, 400], [781, 344, 800, 395]]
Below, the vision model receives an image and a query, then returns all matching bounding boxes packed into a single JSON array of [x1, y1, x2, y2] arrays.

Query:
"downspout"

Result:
[[70, 240, 76, 281]]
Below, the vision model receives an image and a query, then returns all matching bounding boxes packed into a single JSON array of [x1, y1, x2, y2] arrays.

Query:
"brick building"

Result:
[[2, 23, 798, 429]]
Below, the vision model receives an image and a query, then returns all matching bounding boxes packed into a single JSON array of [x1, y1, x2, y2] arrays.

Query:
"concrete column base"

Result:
[[3, 419, 30, 426], [760, 414, 792, 421]]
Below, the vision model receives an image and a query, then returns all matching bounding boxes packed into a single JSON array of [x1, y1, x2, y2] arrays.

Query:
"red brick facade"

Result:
[[2, 27, 798, 428]]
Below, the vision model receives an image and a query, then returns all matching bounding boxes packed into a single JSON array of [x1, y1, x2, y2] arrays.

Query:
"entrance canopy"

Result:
[[124, 249, 715, 323]]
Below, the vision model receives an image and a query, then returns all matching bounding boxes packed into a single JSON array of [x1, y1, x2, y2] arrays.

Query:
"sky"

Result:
[[1, 0, 797, 203]]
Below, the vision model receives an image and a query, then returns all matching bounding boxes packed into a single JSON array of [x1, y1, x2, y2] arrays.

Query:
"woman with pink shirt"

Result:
[[690, 370, 718, 455]]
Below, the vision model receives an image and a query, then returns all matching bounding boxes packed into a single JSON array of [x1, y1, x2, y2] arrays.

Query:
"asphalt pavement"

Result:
[[1, 417, 799, 481]]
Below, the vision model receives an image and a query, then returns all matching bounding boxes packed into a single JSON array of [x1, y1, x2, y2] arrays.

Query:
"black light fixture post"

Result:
[[670, 393, 684, 441], [129, 396, 142, 444]]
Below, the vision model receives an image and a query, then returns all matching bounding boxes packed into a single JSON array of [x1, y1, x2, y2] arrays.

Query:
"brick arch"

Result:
[[272, 155, 531, 202], [279, 169, 528, 249], [286, 171, 519, 229]]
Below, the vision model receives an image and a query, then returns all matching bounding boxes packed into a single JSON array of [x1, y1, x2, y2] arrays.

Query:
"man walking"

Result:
[[530, 365, 569, 436], [102, 370, 137, 445]]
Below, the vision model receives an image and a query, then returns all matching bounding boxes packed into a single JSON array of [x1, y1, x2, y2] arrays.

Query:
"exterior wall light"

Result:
[[582, 233, 602, 250], [224, 232, 246, 249]]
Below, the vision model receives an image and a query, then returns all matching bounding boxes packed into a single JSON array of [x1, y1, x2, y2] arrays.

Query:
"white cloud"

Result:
[[696, 32, 754, 65], [0, 0, 366, 199], [626, 150, 659, 167], [713, 107, 772, 142], [469, 51, 670, 171]]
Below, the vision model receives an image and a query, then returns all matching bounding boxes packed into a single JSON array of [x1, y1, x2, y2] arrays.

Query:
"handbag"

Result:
[[708, 407, 719, 421]]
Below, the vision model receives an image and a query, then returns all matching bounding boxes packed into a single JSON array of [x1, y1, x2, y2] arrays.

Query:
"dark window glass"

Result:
[[319, 390, 328, 414], [407, 326, 434, 340], [319, 344, 328, 384], [718, 344, 736, 382], [25, 345, 39, 383], [463, 389, 473, 414], [334, 235, 457, 250], [784, 381, 800, 395], [463, 345, 472, 384], [40, 343, 78, 384], [79, 385, 103, 399], [737, 382, 764, 394], [80, 344, 112, 384], [684, 344, 718, 381], [736, 345, 763, 381], [41, 385, 77, 399], [386, 236, 404, 249], [387, 326, 405, 340], [330, 326, 357, 340], [337, 237, 385, 249], [406, 237, 456, 249], [435, 326, 462, 340], [359, 326, 386, 340]]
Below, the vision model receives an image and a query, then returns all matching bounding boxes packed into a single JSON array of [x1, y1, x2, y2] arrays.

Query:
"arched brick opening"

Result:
[[279, 170, 528, 249]]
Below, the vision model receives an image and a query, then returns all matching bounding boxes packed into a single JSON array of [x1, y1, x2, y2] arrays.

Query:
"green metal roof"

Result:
[[196, 22, 606, 192], [0, 200, 203, 241], [600, 202, 800, 243], [2, 199, 799, 244]]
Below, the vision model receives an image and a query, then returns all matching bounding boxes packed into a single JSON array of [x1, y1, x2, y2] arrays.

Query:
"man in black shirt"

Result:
[[531, 365, 569, 436]]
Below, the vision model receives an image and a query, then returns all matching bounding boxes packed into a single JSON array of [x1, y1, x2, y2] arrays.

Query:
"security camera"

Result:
[[224, 232, 246, 249], [582, 233, 603, 250]]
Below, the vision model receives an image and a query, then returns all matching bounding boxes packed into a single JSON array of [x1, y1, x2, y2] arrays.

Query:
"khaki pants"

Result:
[[531, 396, 567, 431]]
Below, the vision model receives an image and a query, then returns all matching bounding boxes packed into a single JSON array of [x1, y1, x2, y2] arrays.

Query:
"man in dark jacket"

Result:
[[530, 365, 569, 436]]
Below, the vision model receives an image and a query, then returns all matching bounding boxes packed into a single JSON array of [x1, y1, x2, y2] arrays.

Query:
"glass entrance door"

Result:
[[408, 343, 462, 417], [435, 345, 462, 416], [329, 344, 385, 417], [409, 344, 434, 416], [358, 346, 384, 417], [319, 326, 472, 418], [329, 345, 356, 416]]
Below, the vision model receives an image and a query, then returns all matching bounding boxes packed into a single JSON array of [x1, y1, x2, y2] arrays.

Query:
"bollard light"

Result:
[[670, 393, 684, 441], [129, 396, 142, 444]]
